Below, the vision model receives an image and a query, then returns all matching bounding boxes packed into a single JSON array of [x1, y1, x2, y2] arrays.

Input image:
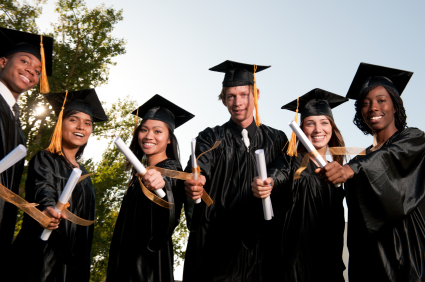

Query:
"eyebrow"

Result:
[[141, 125, 163, 129], [21, 54, 42, 69], [70, 115, 93, 123], [305, 118, 329, 122]]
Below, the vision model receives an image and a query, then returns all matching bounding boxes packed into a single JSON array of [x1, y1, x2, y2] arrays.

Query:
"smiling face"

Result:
[[0, 52, 42, 98], [61, 111, 93, 150], [361, 86, 397, 134], [138, 119, 170, 157], [222, 85, 257, 126], [302, 115, 333, 151]]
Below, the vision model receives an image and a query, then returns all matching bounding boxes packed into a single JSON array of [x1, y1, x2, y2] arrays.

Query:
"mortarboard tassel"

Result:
[[134, 107, 139, 132], [46, 90, 68, 155], [286, 97, 299, 157], [39, 35, 50, 94], [253, 65, 261, 127]]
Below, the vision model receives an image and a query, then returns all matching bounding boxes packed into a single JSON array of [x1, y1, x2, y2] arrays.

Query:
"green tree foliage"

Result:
[[1, 1, 189, 280]]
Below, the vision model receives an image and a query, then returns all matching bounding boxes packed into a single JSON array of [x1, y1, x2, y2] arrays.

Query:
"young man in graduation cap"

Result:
[[0, 27, 53, 250], [318, 63, 425, 282], [183, 60, 288, 281]]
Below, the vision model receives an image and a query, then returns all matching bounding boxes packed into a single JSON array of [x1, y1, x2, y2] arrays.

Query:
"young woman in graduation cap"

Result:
[[251, 88, 348, 282], [9, 89, 108, 282], [319, 63, 425, 282], [106, 94, 193, 282]]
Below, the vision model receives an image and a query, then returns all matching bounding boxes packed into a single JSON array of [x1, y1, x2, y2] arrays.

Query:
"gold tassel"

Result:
[[39, 35, 50, 94], [134, 107, 139, 132], [253, 65, 261, 127], [46, 90, 68, 155], [286, 97, 299, 157]]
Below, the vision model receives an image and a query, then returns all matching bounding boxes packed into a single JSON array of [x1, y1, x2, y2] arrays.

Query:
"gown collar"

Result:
[[228, 118, 257, 139]]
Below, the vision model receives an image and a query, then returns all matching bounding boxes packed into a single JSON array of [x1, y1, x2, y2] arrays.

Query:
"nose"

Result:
[[369, 100, 379, 112], [234, 95, 243, 106], [313, 123, 322, 133], [145, 130, 154, 139]]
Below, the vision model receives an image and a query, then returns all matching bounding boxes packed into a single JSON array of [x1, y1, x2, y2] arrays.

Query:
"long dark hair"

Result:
[[60, 109, 91, 166], [297, 116, 346, 165], [353, 86, 407, 135], [126, 119, 180, 176]]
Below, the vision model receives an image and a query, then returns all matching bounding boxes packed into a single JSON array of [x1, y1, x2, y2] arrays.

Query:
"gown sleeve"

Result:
[[347, 128, 425, 234]]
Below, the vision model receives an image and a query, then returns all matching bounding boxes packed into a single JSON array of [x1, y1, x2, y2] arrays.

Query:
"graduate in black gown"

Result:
[[183, 60, 288, 281], [10, 89, 108, 282], [251, 89, 347, 282], [106, 94, 193, 282], [0, 27, 53, 251], [319, 63, 425, 281]]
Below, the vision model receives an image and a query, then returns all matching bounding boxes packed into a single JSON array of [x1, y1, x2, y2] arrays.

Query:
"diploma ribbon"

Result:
[[57, 201, 96, 226], [294, 147, 366, 180], [0, 184, 51, 228], [138, 141, 221, 208]]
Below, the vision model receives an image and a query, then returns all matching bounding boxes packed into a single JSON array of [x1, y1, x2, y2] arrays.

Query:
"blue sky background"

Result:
[[34, 0, 425, 278]]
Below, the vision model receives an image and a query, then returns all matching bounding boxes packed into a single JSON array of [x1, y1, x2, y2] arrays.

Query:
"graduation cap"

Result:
[[346, 62, 413, 100], [45, 89, 108, 156], [209, 60, 270, 127], [282, 88, 348, 157], [0, 27, 54, 94], [131, 94, 194, 131]]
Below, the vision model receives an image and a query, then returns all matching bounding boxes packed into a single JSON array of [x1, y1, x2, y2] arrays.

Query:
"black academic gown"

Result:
[[346, 127, 425, 282], [262, 152, 345, 282], [0, 94, 26, 249], [183, 119, 288, 282], [106, 159, 183, 282], [10, 150, 95, 282]]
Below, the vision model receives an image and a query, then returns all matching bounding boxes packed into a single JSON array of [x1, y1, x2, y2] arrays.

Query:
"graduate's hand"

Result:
[[251, 176, 273, 199], [184, 175, 206, 200], [42, 206, 65, 230], [141, 169, 165, 191], [314, 162, 354, 184]]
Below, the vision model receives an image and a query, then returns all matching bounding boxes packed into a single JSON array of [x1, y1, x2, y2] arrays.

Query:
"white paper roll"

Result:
[[114, 137, 166, 198], [191, 138, 201, 204], [288, 121, 341, 187], [40, 168, 82, 241], [0, 145, 27, 174], [255, 149, 274, 220]]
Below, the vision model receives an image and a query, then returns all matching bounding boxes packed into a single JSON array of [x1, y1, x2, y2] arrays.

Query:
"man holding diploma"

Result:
[[0, 27, 53, 251], [183, 60, 288, 281]]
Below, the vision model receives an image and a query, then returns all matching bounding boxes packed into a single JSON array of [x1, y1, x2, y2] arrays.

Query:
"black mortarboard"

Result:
[[131, 94, 194, 131], [282, 88, 348, 121], [346, 62, 413, 100], [0, 27, 53, 77], [209, 60, 270, 87], [45, 89, 108, 122]]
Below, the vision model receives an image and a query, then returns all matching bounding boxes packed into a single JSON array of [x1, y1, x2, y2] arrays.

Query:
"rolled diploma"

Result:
[[40, 168, 82, 241], [288, 121, 341, 187], [114, 137, 166, 198], [191, 139, 202, 204], [0, 145, 27, 174], [255, 149, 274, 220]]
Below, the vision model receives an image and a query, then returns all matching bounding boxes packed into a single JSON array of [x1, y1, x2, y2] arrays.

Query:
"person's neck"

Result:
[[0, 78, 20, 101], [231, 116, 253, 129], [374, 126, 398, 147], [62, 146, 80, 168], [147, 152, 168, 167], [316, 146, 328, 161]]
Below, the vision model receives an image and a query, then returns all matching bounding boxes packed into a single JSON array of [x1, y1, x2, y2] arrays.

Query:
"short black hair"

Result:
[[353, 86, 407, 135]]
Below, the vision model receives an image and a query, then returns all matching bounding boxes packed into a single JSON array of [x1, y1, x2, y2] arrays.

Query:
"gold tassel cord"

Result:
[[134, 107, 139, 132], [46, 90, 69, 155], [286, 97, 299, 157], [39, 35, 50, 94], [253, 65, 261, 127]]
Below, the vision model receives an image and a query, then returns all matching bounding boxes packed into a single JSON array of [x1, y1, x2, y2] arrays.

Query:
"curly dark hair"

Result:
[[353, 86, 407, 135]]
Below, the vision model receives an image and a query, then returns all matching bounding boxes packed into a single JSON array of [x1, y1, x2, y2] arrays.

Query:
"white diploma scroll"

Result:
[[0, 145, 27, 174], [114, 137, 166, 198], [40, 168, 82, 241], [255, 149, 274, 220], [191, 138, 201, 204], [288, 121, 341, 187]]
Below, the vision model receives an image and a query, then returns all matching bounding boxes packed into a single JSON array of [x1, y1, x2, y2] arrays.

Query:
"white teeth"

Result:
[[370, 116, 382, 120], [74, 133, 84, 137], [144, 143, 155, 146], [20, 75, 29, 83]]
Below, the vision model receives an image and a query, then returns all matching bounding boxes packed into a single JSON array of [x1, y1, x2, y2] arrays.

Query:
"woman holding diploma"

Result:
[[106, 94, 193, 282], [318, 63, 425, 282], [251, 89, 348, 281], [10, 89, 108, 282]]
